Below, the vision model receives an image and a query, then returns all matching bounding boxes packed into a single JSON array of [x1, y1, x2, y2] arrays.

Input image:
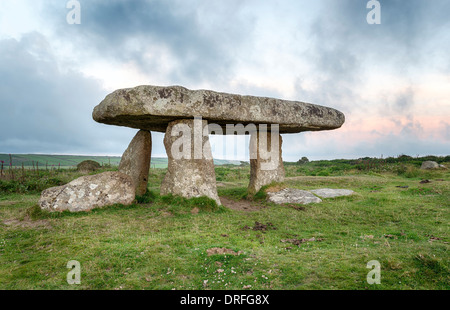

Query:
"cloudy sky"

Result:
[[0, 0, 449, 161]]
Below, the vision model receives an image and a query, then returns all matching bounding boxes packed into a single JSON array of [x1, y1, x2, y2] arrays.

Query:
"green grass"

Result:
[[0, 153, 241, 169], [0, 158, 448, 290]]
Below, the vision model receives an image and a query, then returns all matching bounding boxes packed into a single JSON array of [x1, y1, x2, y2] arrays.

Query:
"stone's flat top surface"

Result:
[[267, 187, 355, 204], [93, 85, 345, 134], [310, 188, 354, 198], [267, 188, 322, 205]]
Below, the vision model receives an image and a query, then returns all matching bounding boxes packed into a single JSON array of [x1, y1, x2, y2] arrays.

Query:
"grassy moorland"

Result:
[[0, 153, 240, 169], [0, 156, 448, 290]]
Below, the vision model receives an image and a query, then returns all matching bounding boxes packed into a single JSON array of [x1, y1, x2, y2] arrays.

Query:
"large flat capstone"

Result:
[[93, 85, 345, 134]]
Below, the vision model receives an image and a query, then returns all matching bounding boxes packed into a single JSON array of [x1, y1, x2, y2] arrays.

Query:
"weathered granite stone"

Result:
[[118, 130, 151, 196], [93, 85, 345, 134], [310, 188, 354, 198], [39, 171, 135, 212], [160, 119, 221, 205], [420, 161, 439, 169], [77, 160, 100, 173], [92, 85, 346, 199], [267, 188, 322, 205], [248, 131, 285, 195]]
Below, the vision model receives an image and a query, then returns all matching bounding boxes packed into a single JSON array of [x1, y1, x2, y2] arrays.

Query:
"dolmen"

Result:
[[92, 85, 345, 206]]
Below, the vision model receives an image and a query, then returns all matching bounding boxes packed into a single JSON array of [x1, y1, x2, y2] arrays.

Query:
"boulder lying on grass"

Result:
[[267, 188, 322, 205], [310, 188, 354, 198], [420, 161, 439, 169], [267, 188, 354, 205], [77, 160, 101, 173], [39, 171, 135, 212]]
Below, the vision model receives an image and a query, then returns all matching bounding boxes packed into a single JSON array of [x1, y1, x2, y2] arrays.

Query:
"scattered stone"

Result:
[[76, 160, 100, 173], [267, 188, 322, 205], [310, 188, 354, 198], [160, 119, 221, 206], [39, 171, 135, 212], [420, 161, 439, 169], [419, 179, 431, 184], [118, 129, 152, 196]]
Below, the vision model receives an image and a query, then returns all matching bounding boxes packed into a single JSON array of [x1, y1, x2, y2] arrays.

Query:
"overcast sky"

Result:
[[0, 0, 449, 161]]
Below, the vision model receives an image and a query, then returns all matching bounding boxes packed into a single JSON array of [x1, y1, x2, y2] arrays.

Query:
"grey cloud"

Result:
[[0, 33, 149, 155], [290, 0, 450, 158], [393, 88, 414, 114], [47, 0, 255, 85]]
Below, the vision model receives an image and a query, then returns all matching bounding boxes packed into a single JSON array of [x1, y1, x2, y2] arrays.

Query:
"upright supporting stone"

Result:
[[248, 130, 285, 195], [160, 119, 221, 205], [119, 130, 152, 196]]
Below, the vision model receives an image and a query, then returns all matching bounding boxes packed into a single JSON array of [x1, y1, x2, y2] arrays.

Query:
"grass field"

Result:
[[0, 153, 241, 169], [0, 156, 448, 290]]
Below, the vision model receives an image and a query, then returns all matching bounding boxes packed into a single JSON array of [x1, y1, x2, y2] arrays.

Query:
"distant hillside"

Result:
[[0, 154, 241, 169]]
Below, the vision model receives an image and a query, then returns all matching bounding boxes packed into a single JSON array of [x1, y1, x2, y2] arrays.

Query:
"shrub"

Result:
[[135, 190, 156, 204]]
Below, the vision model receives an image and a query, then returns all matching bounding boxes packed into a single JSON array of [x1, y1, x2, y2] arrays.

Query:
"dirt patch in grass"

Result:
[[206, 247, 242, 256], [2, 216, 52, 229], [220, 196, 263, 212], [242, 221, 277, 232], [0, 201, 16, 206], [280, 237, 324, 247]]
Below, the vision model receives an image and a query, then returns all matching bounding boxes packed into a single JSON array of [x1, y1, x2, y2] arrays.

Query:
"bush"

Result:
[[297, 157, 309, 165], [135, 190, 156, 204], [25, 204, 48, 220]]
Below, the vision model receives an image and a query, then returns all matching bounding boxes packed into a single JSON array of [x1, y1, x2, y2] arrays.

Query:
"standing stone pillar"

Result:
[[248, 129, 285, 195], [119, 130, 152, 196], [160, 118, 221, 206]]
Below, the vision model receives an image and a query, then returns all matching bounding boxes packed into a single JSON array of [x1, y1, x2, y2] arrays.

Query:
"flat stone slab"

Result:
[[267, 188, 355, 204], [93, 85, 345, 134], [310, 188, 354, 198], [267, 188, 322, 205]]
